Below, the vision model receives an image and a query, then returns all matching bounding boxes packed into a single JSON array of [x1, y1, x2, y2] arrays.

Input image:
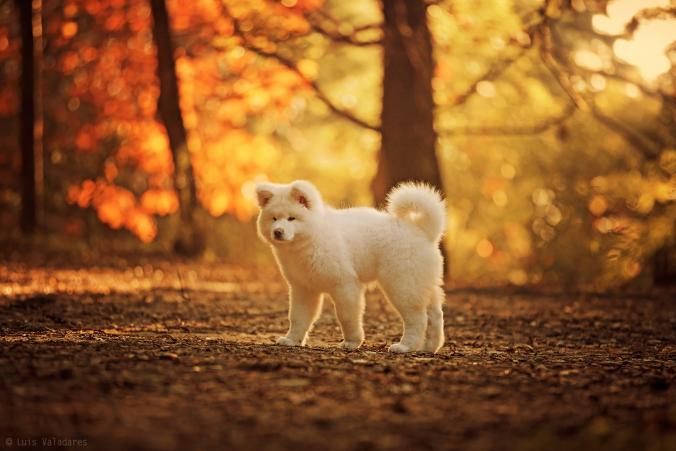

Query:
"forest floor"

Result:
[[0, 257, 675, 451]]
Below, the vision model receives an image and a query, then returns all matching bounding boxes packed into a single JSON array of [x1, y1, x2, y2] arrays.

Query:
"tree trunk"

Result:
[[149, 0, 203, 255], [652, 244, 675, 286], [372, 0, 443, 206], [16, 0, 36, 234], [374, 0, 447, 274]]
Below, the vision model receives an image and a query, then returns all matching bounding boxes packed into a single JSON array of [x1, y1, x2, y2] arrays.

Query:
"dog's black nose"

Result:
[[274, 229, 283, 240]]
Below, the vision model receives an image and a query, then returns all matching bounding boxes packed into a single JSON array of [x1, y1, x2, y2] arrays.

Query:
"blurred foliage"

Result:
[[0, 0, 674, 291]]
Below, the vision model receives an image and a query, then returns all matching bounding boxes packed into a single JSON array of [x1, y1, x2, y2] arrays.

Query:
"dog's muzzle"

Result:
[[273, 229, 284, 240]]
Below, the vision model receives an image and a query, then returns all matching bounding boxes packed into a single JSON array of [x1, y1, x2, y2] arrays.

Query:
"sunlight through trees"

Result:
[[0, 0, 674, 290]]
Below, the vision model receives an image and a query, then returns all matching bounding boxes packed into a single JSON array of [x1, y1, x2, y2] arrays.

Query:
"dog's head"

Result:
[[255, 180, 322, 245]]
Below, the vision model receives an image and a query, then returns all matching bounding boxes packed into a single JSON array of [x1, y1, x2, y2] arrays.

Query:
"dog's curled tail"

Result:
[[386, 182, 446, 243]]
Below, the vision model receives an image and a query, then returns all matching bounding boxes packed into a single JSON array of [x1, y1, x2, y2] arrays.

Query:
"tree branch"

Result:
[[258, 1, 382, 46], [625, 7, 676, 34], [556, 22, 617, 45], [305, 10, 382, 46], [447, 47, 528, 107], [534, 14, 664, 159], [219, 3, 380, 132], [445, 12, 547, 109], [589, 104, 662, 159], [310, 6, 381, 33], [306, 22, 382, 47], [441, 102, 576, 136], [242, 41, 380, 131], [576, 67, 663, 98], [536, 20, 589, 110]]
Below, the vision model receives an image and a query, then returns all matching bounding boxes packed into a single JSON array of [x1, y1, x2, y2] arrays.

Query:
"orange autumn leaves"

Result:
[[196, 131, 277, 219], [55, 0, 322, 241], [68, 179, 176, 242]]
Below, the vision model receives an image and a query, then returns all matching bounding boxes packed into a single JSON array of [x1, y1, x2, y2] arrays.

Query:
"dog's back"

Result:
[[324, 188, 444, 286]]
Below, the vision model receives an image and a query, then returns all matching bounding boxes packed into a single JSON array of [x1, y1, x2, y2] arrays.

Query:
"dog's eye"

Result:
[[288, 217, 296, 222], [272, 216, 277, 221]]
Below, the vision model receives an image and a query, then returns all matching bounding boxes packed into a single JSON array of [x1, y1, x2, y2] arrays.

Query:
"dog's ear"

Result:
[[255, 183, 275, 208], [290, 180, 320, 210], [290, 188, 311, 209]]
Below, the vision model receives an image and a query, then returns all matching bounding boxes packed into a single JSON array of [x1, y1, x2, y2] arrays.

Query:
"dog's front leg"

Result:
[[330, 282, 365, 350], [277, 286, 322, 347]]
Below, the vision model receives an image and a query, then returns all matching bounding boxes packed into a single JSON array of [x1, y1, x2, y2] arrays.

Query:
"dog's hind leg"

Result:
[[388, 303, 427, 353], [330, 281, 365, 350], [379, 279, 428, 353], [423, 286, 445, 353], [277, 285, 322, 347]]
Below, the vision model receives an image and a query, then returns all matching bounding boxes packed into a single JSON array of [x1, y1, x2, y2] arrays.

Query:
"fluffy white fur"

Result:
[[256, 180, 446, 353]]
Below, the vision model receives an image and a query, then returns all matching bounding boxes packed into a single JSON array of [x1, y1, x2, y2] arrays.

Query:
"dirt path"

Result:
[[1, 262, 674, 451]]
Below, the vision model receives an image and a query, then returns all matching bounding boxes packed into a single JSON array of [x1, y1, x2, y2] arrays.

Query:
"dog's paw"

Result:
[[422, 342, 442, 354], [276, 336, 302, 347], [338, 340, 362, 351], [388, 342, 412, 353]]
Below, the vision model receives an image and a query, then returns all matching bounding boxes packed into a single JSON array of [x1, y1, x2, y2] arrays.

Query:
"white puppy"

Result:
[[255, 180, 446, 353]]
